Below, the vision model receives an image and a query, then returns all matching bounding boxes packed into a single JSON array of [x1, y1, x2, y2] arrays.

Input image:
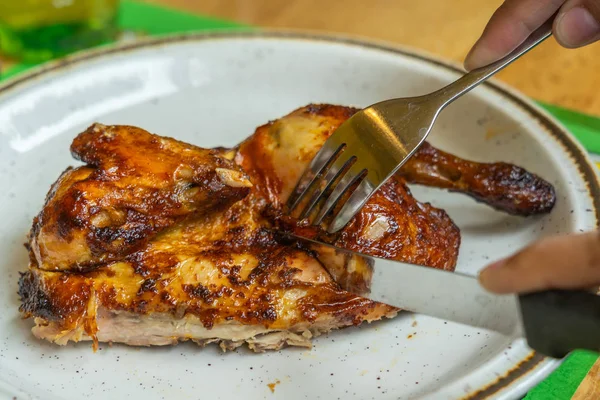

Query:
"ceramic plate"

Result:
[[0, 32, 598, 400]]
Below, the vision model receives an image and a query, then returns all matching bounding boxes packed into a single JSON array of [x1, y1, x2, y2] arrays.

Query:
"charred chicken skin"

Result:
[[19, 104, 555, 351], [30, 124, 252, 272]]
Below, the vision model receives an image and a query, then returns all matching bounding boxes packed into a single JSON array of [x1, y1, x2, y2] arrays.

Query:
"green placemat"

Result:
[[2, 1, 600, 398], [525, 350, 598, 399], [540, 101, 600, 156]]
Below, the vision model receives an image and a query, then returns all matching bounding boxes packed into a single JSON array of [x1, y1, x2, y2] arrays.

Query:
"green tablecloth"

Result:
[[2, 1, 600, 398]]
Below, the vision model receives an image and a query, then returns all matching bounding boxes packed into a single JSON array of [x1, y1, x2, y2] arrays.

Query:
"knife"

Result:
[[289, 233, 600, 359]]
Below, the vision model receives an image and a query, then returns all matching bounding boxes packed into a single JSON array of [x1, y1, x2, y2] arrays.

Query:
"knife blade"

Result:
[[290, 233, 523, 336], [288, 233, 600, 358]]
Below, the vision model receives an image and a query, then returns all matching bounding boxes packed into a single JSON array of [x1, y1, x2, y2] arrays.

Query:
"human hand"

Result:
[[479, 231, 600, 294], [465, 0, 600, 70]]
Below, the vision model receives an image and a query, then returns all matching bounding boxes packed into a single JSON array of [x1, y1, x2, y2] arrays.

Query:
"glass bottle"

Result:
[[0, 0, 119, 62]]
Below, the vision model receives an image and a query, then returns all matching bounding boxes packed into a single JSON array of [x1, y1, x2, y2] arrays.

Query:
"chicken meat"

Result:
[[18, 104, 555, 351]]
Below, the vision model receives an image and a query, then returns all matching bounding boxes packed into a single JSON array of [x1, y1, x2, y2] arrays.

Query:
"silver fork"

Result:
[[286, 19, 554, 233]]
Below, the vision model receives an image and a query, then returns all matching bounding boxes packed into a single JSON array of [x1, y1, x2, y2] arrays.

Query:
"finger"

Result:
[[479, 231, 600, 294], [554, 0, 600, 47], [464, 0, 565, 70]]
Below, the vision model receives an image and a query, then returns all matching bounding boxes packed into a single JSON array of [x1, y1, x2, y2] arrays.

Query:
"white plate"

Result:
[[0, 32, 598, 400]]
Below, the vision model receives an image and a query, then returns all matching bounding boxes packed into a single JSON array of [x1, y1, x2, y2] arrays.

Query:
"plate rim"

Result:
[[1, 29, 598, 400]]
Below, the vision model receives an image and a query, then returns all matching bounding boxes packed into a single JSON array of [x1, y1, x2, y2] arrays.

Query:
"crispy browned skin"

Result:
[[20, 197, 397, 350], [30, 124, 252, 272], [20, 120, 406, 351], [400, 142, 556, 216], [247, 104, 554, 216], [236, 104, 460, 269], [18, 104, 554, 351]]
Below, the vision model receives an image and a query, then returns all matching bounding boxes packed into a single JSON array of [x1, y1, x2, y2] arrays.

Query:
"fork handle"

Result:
[[433, 17, 554, 109]]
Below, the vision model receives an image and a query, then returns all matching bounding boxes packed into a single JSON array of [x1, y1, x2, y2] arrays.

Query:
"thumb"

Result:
[[554, 0, 600, 47], [479, 231, 600, 294]]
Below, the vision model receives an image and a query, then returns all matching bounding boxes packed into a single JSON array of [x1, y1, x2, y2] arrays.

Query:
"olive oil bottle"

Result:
[[0, 0, 119, 62]]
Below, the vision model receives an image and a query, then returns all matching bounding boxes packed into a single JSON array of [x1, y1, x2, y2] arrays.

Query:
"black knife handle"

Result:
[[519, 289, 600, 358]]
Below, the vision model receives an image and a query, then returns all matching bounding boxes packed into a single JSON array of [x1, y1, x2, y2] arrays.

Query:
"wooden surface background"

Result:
[[145, 0, 600, 117]]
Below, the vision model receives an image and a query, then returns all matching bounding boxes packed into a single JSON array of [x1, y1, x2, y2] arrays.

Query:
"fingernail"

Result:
[[556, 6, 600, 47]]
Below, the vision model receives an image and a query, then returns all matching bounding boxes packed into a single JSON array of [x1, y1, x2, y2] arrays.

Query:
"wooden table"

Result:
[[146, 0, 600, 117], [146, 2, 600, 397]]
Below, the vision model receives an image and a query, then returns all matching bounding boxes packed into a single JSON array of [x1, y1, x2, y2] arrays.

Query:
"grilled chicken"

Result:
[[20, 207, 398, 350], [400, 141, 556, 216], [19, 104, 555, 351], [30, 124, 252, 272], [236, 104, 555, 217]]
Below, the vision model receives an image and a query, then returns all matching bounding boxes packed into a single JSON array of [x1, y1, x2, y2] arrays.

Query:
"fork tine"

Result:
[[298, 154, 357, 220], [313, 164, 367, 226], [326, 178, 376, 233], [286, 142, 345, 213]]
